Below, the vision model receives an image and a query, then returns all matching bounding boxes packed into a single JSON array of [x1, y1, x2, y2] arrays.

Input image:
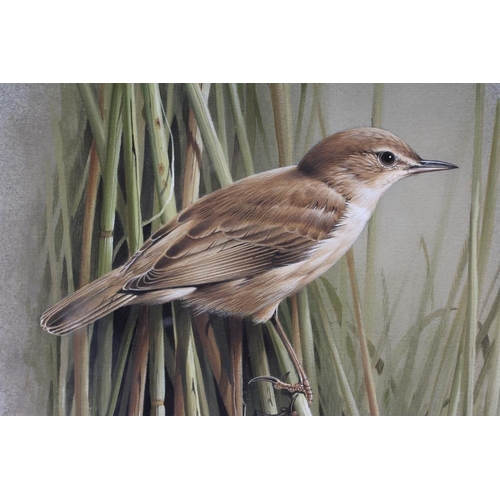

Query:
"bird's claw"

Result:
[[249, 374, 313, 405], [263, 394, 300, 416]]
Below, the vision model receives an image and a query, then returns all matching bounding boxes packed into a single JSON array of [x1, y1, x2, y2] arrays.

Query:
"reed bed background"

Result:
[[40, 83, 500, 416]]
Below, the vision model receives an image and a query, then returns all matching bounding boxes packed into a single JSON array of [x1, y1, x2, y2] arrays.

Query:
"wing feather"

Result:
[[122, 167, 347, 293]]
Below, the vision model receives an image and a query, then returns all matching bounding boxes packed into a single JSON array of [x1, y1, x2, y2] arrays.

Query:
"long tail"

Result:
[[40, 268, 134, 336]]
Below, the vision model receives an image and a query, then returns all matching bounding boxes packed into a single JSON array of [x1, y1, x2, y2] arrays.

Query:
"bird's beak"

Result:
[[409, 159, 459, 174]]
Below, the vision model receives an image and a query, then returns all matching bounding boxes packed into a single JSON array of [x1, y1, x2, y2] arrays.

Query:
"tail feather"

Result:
[[41, 268, 197, 336], [41, 269, 131, 336]]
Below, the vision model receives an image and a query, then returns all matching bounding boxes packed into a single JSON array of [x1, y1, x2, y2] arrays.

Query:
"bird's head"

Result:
[[297, 127, 458, 206]]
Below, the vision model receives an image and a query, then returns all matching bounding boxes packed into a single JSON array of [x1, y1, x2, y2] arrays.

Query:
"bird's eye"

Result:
[[378, 151, 397, 167]]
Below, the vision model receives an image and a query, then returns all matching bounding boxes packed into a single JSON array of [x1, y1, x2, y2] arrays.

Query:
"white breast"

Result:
[[294, 201, 374, 288]]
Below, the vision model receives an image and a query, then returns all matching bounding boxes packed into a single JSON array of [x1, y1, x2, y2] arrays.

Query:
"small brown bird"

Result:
[[41, 127, 457, 401]]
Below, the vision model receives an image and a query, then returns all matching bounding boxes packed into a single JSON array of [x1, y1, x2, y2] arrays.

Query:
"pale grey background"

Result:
[[0, 84, 59, 415], [1, 83, 498, 415]]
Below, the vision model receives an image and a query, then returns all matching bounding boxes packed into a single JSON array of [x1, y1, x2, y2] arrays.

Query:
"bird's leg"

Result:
[[250, 312, 313, 405]]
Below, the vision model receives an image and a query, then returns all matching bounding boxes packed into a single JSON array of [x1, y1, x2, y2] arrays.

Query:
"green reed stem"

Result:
[[149, 306, 166, 416], [214, 83, 229, 163], [266, 320, 312, 416], [485, 316, 500, 415], [269, 83, 294, 166], [463, 83, 484, 415], [294, 84, 308, 149], [122, 83, 143, 255], [44, 159, 61, 415], [73, 138, 101, 416], [244, 84, 257, 152], [52, 116, 77, 416], [346, 249, 380, 416], [173, 304, 201, 415], [106, 308, 139, 415], [77, 83, 107, 166], [364, 83, 384, 331], [298, 288, 319, 416], [448, 330, 465, 415], [142, 83, 177, 222], [478, 99, 500, 288], [185, 82, 232, 187], [310, 281, 359, 416], [228, 83, 254, 176], [96, 83, 123, 415], [247, 323, 279, 415]]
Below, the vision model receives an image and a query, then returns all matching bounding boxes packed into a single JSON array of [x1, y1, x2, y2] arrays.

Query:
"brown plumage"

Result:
[[41, 127, 457, 336]]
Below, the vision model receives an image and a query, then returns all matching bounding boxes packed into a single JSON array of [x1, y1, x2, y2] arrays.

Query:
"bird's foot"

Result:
[[249, 374, 313, 405], [262, 394, 300, 416]]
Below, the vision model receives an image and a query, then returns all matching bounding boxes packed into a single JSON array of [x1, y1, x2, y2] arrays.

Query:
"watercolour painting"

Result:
[[0, 83, 499, 416]]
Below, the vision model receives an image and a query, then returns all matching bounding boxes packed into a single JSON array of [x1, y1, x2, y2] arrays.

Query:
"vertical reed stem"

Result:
[[364, 83, 384, 329], [346, 249, 380, 416], [269, 83, 293, 166], [463, 83, 484, 415], [77, 83, 107, 166], [73, 138, 100, 416], [96, 83, 123, 415], [128, 306, 150, 416], [185, 83, 232, 187]]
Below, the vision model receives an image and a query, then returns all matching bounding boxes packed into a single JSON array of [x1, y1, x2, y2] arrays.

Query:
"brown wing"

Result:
[[122, 167, 346, 292]]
